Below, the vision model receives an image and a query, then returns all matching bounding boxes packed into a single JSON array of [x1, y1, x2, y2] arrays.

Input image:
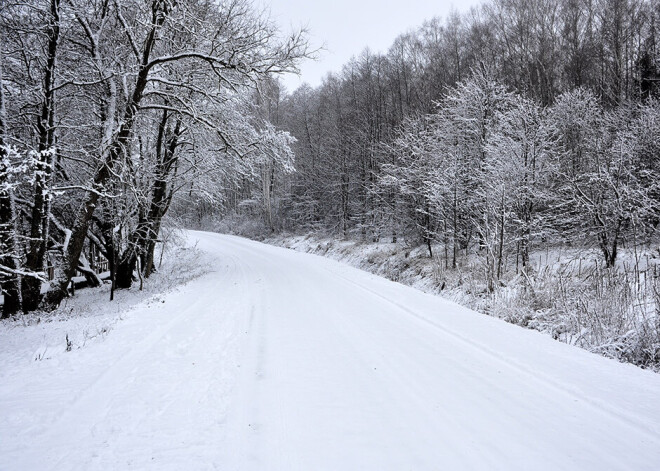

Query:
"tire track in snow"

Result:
[[211, 233, 660, 469], [326, 266, 660, 443]]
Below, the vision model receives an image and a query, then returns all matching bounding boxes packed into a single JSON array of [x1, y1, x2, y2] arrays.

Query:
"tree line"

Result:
[[0, 0, 308, 316], [223, 0, 660, 292]]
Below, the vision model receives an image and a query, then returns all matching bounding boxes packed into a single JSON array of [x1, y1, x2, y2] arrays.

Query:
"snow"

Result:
[[2, 230, 660, 470]]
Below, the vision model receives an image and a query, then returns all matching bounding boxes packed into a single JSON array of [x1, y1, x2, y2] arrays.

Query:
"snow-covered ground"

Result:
[[2, 231, 660, 470], [266, 234, 660, 369]]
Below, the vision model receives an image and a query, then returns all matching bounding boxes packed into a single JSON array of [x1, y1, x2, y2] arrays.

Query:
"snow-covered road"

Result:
[[2, 231, 660, 470]]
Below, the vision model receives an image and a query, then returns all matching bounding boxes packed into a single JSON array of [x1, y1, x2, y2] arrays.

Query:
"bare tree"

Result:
[[41, 0, 308, 302]]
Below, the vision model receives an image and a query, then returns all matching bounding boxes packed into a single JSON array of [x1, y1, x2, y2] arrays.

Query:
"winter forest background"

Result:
[[2, 0, 660, 369]]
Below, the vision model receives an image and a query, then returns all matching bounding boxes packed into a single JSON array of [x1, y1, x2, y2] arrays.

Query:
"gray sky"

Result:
[[261, 0, 483, 92]]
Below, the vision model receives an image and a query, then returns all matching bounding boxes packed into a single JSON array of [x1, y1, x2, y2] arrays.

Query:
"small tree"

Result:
[[485, 96, 554, 273], [549, 89, 658, 267], [380, 115, 438, 257], [442, 72, 513, 290]]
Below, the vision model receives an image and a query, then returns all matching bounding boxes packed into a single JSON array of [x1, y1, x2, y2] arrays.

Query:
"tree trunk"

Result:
[[600, 233, 619, 268], [598, 219, 622, 269], [496, 190, 506, 281], [452, 185, 458, 269], [0, 176, 22, 317], [77, 254, 102, 288], [0, 206, 22, 318], [423, 202, 433, 258], [520, 206, 531, 272], [99, 219, 117, 301], [22, 0, 60, 312], [341, 171, 349, 237], [0, 188, 22, 317], [115, 251, 138, 289], [263, 161, 274, 231], [0, 51, 22, 316], [117, 115, 181, 288], [143, 217, 163, 277]]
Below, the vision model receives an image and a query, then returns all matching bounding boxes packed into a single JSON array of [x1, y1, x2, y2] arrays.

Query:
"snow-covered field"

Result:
[[2, 231, 660, 470]]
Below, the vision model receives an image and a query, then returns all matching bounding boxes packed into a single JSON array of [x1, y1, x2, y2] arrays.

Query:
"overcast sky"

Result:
[[261, 0, 483, 92]]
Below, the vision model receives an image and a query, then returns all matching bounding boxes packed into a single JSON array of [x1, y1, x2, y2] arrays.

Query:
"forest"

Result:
[[2, 0, 660, 368], [206, 0, 660, 368], [0, 0, 308, 314]]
